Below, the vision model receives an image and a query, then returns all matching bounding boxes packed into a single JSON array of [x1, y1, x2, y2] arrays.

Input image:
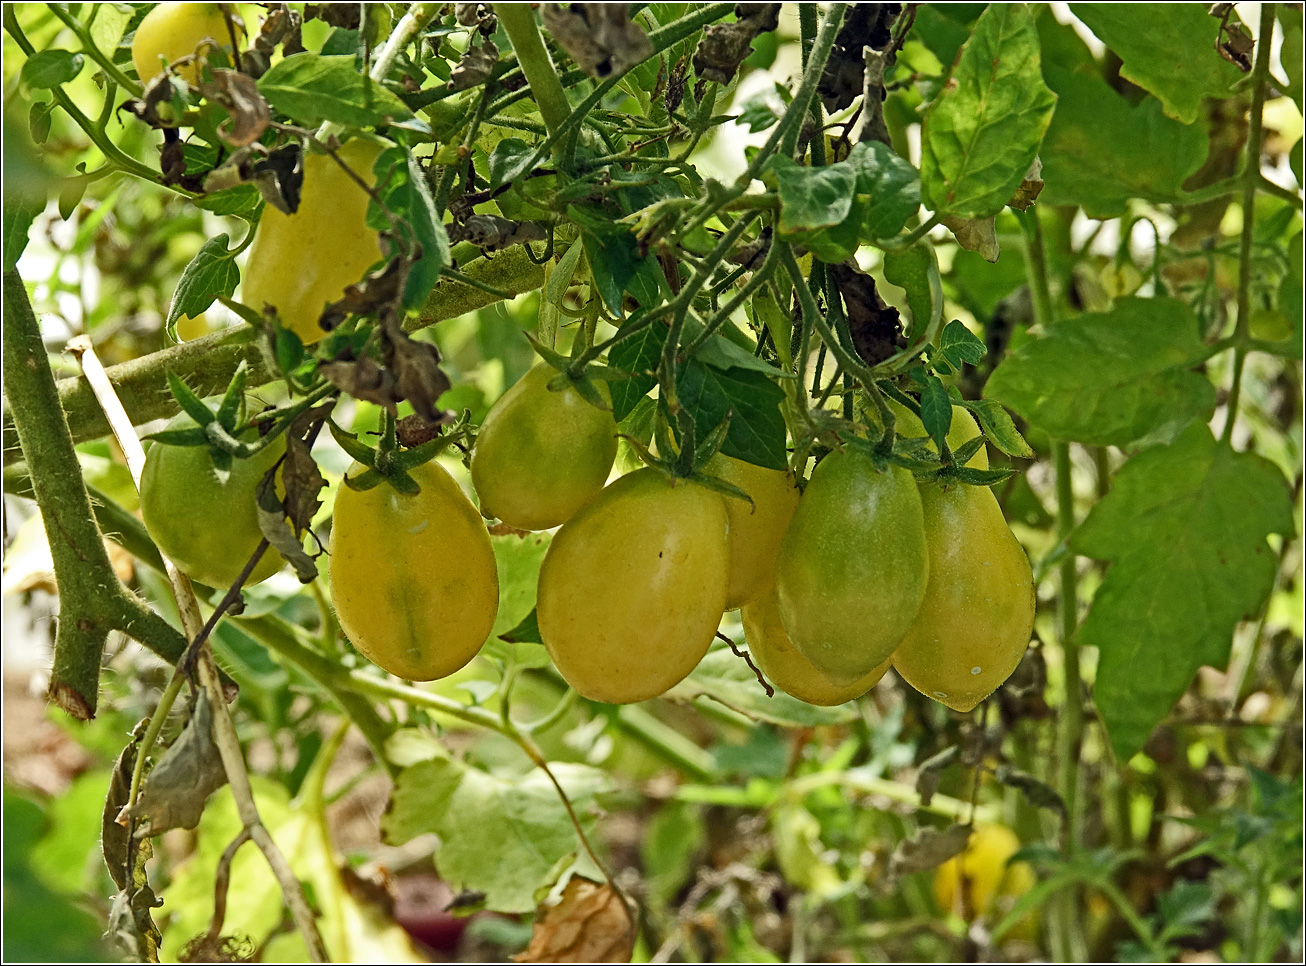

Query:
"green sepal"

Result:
[[342, 467, 385, 492], [328, 420, 378, 468], [690, 414, 732, 475], [166, 371, 216, 428], [840, 434, 889, 473], [204, 420, 253, 457], [948, 435, 986, 468], [524, 332, 571, 372], [393, 434, 458, 472], [214, 361, 249, 432], [209, 446, 233, 485], [146, 427, 209, 447], [888, 450, 942, 475], [384, 468, 422, 495], [939, 464, 1017, 487], [687, 471, 755, 511], [672, 407, 697, 478], [578, 364, 636, 383]]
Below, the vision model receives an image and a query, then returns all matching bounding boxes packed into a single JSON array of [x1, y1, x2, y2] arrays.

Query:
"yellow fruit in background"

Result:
[[742, 584, 889, 706], [878, 399, 989, 470], [892, 483, 1034, 712], [470, 364, 618, 531], [174, 312, 213, 342], [241, 139, 386, 345], [131, 3, 236, 85], [704, 453, 801, 610], [934, 825, 1035, 933], [329, 460, 499, 681], [537, 469, 729, 704]]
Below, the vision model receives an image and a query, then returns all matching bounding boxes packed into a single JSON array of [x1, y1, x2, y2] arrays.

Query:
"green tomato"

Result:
[[470, 365, 618, 531], [774, 449, 929, 684], [705, 453, 801, 610], [892, 483, 1034, 712], [330, 460, 499, 681], [131, 2, 236, 84], [139, 414, 285, 590], [241, 139, 386, 345], [537, 469, 729, 704]]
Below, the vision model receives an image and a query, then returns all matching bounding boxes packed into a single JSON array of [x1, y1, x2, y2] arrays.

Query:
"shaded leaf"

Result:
[[677, 360, 787, 471], [891, 824, 972, 876], [608, 322, 667, 422], [123, 691, 228, 835], [941, 214, 999, 263], [961, 398, 1033, 458], [258, 52, 414, 127], [847, 140, 922, 241], [665, 647, 859, 727], [20, 49, 84, 89]]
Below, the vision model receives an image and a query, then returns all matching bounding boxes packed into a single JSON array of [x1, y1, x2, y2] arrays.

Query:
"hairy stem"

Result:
[[497, 3, 572, 141]]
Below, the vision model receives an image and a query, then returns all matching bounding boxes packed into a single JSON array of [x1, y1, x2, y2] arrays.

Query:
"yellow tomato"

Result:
[[241, 139, 386, 345], [742, 583, 889, 706], [329, 460, 499, 681], [934, 825, 1035, 926], [892, 483, 1034, 712], [470, 365, 618, 531], [774, 449, 929, 685], [705, 453, 801, 610], [174, 312, 212, 342], [139, 413, 285, 589], [131, 3, 236, 85], [536, 469, 729, 704]]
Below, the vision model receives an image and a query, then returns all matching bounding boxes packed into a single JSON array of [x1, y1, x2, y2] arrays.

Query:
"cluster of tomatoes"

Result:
[[140, 365, 1034, 712]]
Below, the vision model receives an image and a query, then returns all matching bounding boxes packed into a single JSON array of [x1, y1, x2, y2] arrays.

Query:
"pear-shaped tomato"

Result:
[[470, 365, 617, 531], [774, 449, 928, 684], [892, 483, 1034, 712], [140, 414, 286, 590], [536, 469, 728, 704], [132, 2, 235, 84], [705, 453, 801, 609], [742, 583, 889, 706], [241, 139, 386, 345], [329, 460, 499, 681], [934, 824, 1036, 934]]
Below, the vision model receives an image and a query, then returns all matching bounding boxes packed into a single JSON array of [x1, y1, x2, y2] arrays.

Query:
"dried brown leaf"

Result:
[[514, 876, 635, 963], [207, 69, 271, 147], [942, 214, 999, 263], [449, 37, 499, 91], [542, 3, 654, 79], [121, 691, 228, 835], [890, 824, 973, 877], [692, 3, 781, 84], [829, 261, 906, 366]]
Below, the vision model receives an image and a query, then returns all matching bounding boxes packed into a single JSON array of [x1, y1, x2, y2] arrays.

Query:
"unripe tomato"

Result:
[[774, 449, 929, 685], [174, 312, 212, 342], [470, 365, 617, 531], [933, 825, 1035, 925], [241, 139, 386, 345], [140, 414, 286, 589], [536, 469, 729, 704], [705, 453, 801, 610], [131, 3, 235, 85], [329, 461, 499, 681], [892, 483, 1034, 712], [880, 399, 988, 470], [742, 583, 889, 706]]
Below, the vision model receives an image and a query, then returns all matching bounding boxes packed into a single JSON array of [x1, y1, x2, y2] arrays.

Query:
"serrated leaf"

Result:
[[607, 322, 667, 422], [665, 647, 859, 727], [847, 140, 922, 241], [381, 758, 611, 913], [940, 319, 984, 368], [400, 153, 449, 309], [962, 398, 1034, 458], [258, 52, 414, 128], [915, 371, 952, 451], [920, 4, 1057, 219], [767, 155, 857, 236], [20, 49, 84, 89], [1070, 4, 1241, 124], [1070, 424, 1294, 761], [167, 234, 240, 329], [488, 137, 537, 192], [677, 360, 787, 471], [166, 371, 217, 427], [984, 297, 1217, 447], [194, 183, 264, 217], [568, 204, 654, 315]]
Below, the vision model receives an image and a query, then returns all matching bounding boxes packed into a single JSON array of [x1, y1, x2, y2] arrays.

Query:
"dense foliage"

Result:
[[1, 3, 1301, 963]]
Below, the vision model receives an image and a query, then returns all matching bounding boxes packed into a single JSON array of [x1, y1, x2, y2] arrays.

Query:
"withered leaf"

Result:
[[383, 317, 454, 425], [995, 765, 1066, 815], [942, 214, 999, 263], [450, 214, 547, 252], [820, 3, 902, 113], [449, 37, 499, 91], [254, 3, 304, 58], [1007, 158, 1043, 212], [121, 690, 228, 835], [692, 3, 781, 84], [890, 823, 973, 877], [282, 403, 333, 532], [206, 69, 271, 147], [542, 3, 654, 79], [665, 53, 689, 116], [321, 352, 400, 409], [1217, 20, 1255, 72], [255, 466, 320, 582], [123, 73, 185, 131], [514, 876, 635, 964], [396, 413, 445, 448], [103, 726, 163, 962], [305, 2, 361, 29], [203, 143, 304, 214], [456, 3, 486, 27], [829, 261, 906, 366], [914, 745, 959, 808], [319, 257, 407, 331]]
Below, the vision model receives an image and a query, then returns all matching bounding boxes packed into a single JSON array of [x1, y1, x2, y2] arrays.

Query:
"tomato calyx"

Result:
[[523, 332, 625, 414], [328, 409, 471, 495]]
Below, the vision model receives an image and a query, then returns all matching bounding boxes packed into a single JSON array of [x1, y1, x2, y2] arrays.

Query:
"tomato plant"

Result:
[[2, 3, 1300, 964]]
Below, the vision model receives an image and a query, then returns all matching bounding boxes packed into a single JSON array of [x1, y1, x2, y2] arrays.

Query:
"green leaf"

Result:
[[381, 758, 610, 913], [3, 199, 42, 273], [1069, 4, 1242, 124], [400, 153, 449, 310], [194, 184, 263, 218], [665, 647, 859, 727], [883, 243, 939, 338], [608, 321, 667, 422], [1070, 424, 1294, 760], [258, 53, 414, 128], [487, 137, 537, 191], [846, 140, 922, 241], [568, 204, 652, 315], [920, 3, 1057, 218], [962, 398, 1034, 458], [20, 50, 84, 89], [1039, 68, 1208, 217], [167, 234, 240, 330], [1281, 6, 1303, 109], [482, 529, 551, 666], [939, 319, 984, 368], [767, 155, 857, 236], [984, 297, 1217, 447], [677, 360, 788, 471], [915, 370, 952, 451], [498, 606, 542, 645]]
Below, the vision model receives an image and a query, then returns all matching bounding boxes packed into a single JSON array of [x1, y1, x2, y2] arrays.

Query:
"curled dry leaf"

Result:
[[692, 3, 781, 84], [120, 691, 228, 835], [665, 53, 690, 116], [102, 725, 164, 962], [541, 3, 654, 79], [256, 466, 320, 582], [305, 2, 362, 29], [203, 142, 304, 214], [820, 3, 902, 113], [514, 876, 635, 964], [450, 214, 547, 252], [384, 317, 455, 425], [914, 745, 960, 808], [456, 3, 486, 27], [206, 69, 271, 147], [890, 823, 973, 877], [1007, 158, 1044, 212], [449, 37, 500, 91], [942, 214, 1000, 263], [282, 403, 334, 532], [829, 261, 907, 366], [396, 413, 445, 448]]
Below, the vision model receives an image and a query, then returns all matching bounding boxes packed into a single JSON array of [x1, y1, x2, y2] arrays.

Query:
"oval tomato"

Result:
[[704, 453, 801, 609], [742, 583, 889, 706], [934, 824, 1035, 933], [241, 139, 386, 345], [131, 2, 235, 85], [470, 365, 618, 531], [536, 469, 728, 704], [329, 460, 498, 681], [892, 483, 1034, 712], [774, 449, 928, 684], [139, 414, 285, 589]]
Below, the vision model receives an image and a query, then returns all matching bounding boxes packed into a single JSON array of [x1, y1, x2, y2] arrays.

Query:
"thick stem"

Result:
[[497, 4, 572, 141], [1222, 3, 1277, 445]]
